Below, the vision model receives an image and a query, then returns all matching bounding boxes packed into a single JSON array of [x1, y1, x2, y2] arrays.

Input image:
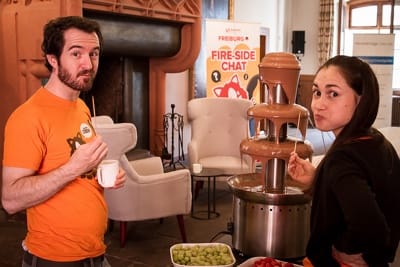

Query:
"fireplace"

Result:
[[80, 10, 184, 150], [0, 0, 202, 171], [80, 55, 151, 149]]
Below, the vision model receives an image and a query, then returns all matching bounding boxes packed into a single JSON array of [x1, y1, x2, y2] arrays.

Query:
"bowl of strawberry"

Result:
[[238, 257, 302, 267]]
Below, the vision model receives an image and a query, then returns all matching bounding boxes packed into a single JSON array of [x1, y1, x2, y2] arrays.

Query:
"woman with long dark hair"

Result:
[[288, 55, 400, 266]]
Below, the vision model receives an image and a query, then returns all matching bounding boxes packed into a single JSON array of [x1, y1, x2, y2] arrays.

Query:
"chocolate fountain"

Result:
[[227, 52, 313, 259]]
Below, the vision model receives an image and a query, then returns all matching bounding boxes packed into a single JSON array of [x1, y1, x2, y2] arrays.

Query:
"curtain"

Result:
[[318, 0, 334, 65]]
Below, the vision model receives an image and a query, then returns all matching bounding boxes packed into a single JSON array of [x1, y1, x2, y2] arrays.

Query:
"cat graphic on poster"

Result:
[[212, 73, 259, 103]]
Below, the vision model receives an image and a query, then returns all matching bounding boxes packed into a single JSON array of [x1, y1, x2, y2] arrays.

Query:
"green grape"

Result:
[[171, 244, 235, 266]]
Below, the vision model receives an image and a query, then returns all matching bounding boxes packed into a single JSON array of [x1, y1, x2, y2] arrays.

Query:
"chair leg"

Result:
[[176, 215, 187, 243], [194, 180, 204, 199], [120, 221, 127, 248], [107, 219, 114, 233]]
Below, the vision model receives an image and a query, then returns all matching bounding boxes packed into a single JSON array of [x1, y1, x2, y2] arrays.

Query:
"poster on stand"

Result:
[[353, 34, 394, 128], [205, 19, 261, 103]]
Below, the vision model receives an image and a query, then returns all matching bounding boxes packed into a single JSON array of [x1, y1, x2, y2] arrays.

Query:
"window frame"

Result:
[[347, 0, 395, 29]]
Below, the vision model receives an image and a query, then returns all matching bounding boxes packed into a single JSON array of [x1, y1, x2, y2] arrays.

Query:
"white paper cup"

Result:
[[192, 163, 202, 173], [97, 159, 119, 188]]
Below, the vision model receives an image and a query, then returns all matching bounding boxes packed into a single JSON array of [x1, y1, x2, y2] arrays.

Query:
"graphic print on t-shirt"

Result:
[[66, 120, 97, 179]]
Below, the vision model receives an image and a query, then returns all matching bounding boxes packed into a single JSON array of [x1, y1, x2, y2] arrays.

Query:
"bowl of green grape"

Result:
[[170, 243, 236, 267]]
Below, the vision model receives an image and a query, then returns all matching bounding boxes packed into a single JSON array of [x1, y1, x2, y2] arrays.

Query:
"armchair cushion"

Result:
[[379, 126, 400, 156], [130, 156, 164, 176]]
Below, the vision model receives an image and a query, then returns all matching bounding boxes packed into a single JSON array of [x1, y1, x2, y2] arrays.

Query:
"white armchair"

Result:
[[379, 126, 400, 156], [92, 116, 192, 247], [187, 97, 254, 175]]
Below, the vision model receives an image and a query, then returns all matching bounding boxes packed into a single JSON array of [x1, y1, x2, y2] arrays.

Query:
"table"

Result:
[[190, 167, 224, 220]]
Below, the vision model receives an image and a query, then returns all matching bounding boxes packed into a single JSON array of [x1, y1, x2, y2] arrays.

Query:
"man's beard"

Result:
[[58, 66, 96, 92]]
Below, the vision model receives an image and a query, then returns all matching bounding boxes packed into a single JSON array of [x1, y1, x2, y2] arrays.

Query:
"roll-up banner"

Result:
[[205, 19, 261, 103], [353, 34, 395, 128]]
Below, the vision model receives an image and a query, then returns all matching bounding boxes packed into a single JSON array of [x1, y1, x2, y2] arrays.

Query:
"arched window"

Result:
[[347, 0, 400, 29], [341, 0, 400, 89]]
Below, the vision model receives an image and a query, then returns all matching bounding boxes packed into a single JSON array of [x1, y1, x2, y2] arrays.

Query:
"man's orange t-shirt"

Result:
[[3, 87, 107, 261]]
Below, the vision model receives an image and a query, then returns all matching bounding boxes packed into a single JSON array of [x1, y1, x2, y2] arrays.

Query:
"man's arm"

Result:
[[1, 136, 108, 214], [2, 166, 77, 214]]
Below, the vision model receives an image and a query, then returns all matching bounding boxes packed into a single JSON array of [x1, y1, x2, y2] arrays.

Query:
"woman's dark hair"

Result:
[[41, 16, 103, 71], [317, 55, 380, 149], [306, 55, 380, 195]]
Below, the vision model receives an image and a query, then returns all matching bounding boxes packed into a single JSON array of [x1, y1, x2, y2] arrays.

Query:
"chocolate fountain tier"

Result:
[[248, 103, 308, 120], [259, 52, 301, 105], [240, 138, 313, 161], [248, 103, 309, 142], [227, 173, 311, 205], [259, 52, 301, 70]]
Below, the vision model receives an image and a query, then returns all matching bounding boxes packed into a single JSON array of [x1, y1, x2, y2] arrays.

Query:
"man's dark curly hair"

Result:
[[41, 16, 103, 71]]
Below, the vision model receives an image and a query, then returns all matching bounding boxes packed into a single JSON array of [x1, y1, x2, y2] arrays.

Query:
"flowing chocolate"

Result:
[[241, 52, 313, 193]]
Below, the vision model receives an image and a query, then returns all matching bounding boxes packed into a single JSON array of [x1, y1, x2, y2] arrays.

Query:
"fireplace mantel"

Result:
[[0, 0, 202, 161]]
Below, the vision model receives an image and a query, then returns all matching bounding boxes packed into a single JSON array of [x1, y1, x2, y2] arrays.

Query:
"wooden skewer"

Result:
[[294, 111, 301, 153], [91, 95, 96, 126]]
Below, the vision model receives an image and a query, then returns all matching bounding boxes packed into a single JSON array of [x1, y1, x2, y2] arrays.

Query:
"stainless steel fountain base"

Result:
[[228, 173, 311, 259]]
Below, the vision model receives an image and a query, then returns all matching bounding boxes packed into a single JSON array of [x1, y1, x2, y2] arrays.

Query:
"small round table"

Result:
[[190, 167, 224, 220]]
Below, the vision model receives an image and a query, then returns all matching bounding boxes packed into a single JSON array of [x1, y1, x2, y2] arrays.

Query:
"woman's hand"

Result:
[[287, 152, 316, 187], [332, 246, 368, 267]]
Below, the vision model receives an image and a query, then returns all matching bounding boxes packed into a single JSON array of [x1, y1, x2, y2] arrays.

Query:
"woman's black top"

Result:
[[307, 129, 400, 267]]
